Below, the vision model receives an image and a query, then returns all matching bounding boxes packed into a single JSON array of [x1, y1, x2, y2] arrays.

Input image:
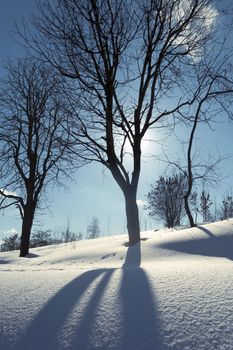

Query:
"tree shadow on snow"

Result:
[[14, 242, 161, 350], [197, 225, 216, 238], [158, 226, 233, 261], [0, 259, 9, 264], [119, 242, 160, 349], [122, 240, 141, 268], [15, 268, 114, 350]]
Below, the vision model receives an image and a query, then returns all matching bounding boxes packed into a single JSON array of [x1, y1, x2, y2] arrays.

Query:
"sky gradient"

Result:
[[0, 0, 233, 240]]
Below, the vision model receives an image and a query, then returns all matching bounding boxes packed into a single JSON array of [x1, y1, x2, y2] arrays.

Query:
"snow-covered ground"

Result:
[[0, 220, 233, 350]]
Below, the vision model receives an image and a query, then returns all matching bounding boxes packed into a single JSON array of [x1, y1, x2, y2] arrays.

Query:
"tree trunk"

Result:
[[184, 106, 199, 228], [124, 187, 141, 245], [184, 194, 196, 227], [20, 206, 35, 257]]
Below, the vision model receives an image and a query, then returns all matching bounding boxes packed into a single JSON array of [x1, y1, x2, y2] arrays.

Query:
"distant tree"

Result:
[[87, 217, 101, 239], [0, 58, 76, 257], [77, 232, 83, 241], [146, 173, 186, 228], [1, 233, 20, 252], [220, 195, 233, 220], [199, 190, 212, 222], [30, 230, 54, 247], [50, 230, 63, 245], [61, 218, 78, 243]]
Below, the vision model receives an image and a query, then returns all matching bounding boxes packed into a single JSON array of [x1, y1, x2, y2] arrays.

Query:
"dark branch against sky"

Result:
[[0, 0, 233, 239]]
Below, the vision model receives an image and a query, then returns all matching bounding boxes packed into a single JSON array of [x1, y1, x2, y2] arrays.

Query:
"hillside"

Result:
[[0, 220, 233, 350]]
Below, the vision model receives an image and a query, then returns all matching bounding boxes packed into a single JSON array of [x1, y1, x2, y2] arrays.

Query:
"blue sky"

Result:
[[0, 0, 233, 240]]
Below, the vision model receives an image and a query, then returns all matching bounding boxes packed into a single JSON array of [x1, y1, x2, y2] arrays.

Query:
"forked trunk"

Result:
[[124, 187, 141, 245]]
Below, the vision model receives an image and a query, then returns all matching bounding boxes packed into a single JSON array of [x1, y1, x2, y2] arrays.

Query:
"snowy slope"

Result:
[[0, 220, 233, 350]]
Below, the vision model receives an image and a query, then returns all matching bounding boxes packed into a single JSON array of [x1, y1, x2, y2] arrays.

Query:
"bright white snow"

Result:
[[0, 220, 233, 350]]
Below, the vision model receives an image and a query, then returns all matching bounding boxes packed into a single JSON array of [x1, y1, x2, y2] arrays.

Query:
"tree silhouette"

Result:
[[0, 59, 75, 256], [146, 173, 186, 228], [200, 190, 212, 222], [87, 216, 101, 239], [21, 0, 233, 244]]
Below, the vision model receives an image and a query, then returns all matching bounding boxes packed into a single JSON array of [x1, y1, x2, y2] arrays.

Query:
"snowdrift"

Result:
[[0, 220, 233, 349]]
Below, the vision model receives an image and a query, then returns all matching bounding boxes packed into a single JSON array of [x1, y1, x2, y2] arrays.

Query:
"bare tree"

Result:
[[146, 173, 187, 228], [61, 218, 78, 243], [1, 233, 20, 252], [183, 63, 233, 226], [220, 194, 233, 220], [30, 230, 54, 247], [0, 59, 75, 257], [87, 216, 101, 239], [22, 0, 233, 244], [199, 189, 212, 222], [159, 50, 233, 227]]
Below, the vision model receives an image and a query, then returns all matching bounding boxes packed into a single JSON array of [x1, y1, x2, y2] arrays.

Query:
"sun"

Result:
[[118, 129, 157, 156]]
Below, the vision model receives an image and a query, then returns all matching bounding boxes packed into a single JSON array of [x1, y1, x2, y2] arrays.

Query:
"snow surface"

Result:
[[0, 220, 233, 350]]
